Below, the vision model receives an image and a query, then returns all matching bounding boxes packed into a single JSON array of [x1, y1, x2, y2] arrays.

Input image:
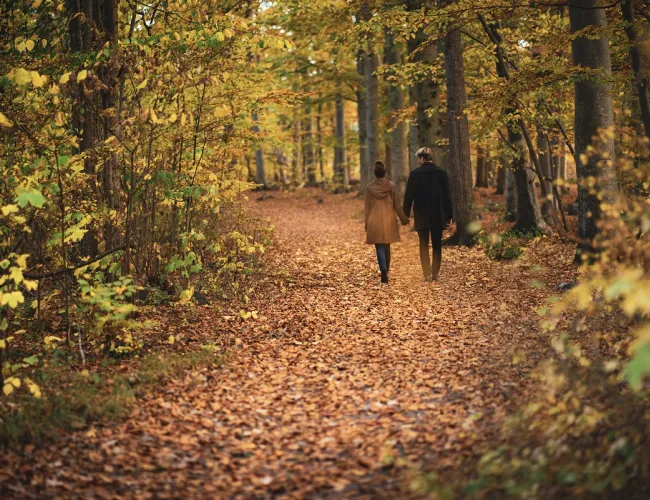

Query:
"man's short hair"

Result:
[[374, 160, 386, 178], [415, 147, 433, 162]]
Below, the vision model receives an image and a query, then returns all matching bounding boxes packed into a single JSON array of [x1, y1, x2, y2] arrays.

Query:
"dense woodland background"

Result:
[[2, 0, 650, 496]]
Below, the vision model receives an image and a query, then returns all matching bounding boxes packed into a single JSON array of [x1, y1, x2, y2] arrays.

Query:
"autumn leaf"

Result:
[[0, 112, 13, 128]]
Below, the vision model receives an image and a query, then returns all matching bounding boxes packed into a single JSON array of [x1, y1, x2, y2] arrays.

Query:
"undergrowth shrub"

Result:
[[452, 135, 650, 498], [476, 230, 540, 260]]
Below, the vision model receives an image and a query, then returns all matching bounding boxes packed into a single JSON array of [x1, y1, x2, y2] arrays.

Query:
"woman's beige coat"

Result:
[[364, 178, 409, 244]]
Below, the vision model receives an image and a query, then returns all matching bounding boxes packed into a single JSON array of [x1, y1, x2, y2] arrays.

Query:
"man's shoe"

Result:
[[423, 275, 432, 283], [381, 270, 389, 284]]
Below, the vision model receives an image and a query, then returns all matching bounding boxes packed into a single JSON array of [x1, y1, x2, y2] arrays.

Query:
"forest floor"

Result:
[[1, 188, 578, 498]]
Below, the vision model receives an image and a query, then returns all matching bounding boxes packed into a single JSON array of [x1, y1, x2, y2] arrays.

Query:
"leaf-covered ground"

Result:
[[1, 190, 577, 498]]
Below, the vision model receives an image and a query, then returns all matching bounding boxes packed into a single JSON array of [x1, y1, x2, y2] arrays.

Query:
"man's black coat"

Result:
[[403, 162, 453, 232]]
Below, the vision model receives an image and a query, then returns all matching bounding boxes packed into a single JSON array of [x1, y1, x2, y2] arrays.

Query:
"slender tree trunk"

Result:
[[508, 118, 546, 232], [443, 25, 475, 245], [495, 156, 508, 194], [385, 143, 392, 180], [505, 165, 517, 221], [486, 157, 496, 188], [303, 99, 317, 186], [537, 127, 555, 217], [335, 93, 348, 191], [550, 135, 566, 194], [386, 32, 409, 198], [356, 50, 370, 190], [408, 117, 420, 171], [481, 17, 547, 232], [408, 80, 420, 171], [67, 0, 120, 258], [475, 143, 488, 187], [317, 100, 325, 182], [622, 0, 650, 141], [292, 106, 302, 186], [365, 51, 381, 185], [570, 0, 617, 251], [408, 29, 444, 165], [252, 111, 267, 188]]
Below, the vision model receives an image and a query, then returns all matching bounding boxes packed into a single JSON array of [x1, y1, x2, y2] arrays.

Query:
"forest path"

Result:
[[2, 190, 570, 498]]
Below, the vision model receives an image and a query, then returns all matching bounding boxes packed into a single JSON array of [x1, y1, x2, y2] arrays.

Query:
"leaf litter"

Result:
[[0, 189, 577, 498]]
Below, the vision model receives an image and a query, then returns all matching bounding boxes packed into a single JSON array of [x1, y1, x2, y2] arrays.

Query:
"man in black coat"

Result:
[[403, 147, 453, 281]]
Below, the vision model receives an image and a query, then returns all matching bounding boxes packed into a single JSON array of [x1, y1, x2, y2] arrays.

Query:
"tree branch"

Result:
[[24, 245, 126, 280]]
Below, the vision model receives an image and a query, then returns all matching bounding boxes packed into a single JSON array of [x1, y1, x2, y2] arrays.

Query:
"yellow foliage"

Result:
[[0, 112, 13, 128]]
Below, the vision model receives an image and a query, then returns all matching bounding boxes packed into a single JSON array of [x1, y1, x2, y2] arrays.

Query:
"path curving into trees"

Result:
[[1, 191, 573, 498]]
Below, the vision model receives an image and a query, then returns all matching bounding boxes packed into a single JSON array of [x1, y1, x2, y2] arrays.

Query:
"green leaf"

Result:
[[624, 343, 650, 390], [22, 355, 39, 366], [15, 188, 46, 208]]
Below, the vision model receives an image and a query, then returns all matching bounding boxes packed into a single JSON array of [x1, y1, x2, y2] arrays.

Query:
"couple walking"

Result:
[[364, 147, 453, 284]]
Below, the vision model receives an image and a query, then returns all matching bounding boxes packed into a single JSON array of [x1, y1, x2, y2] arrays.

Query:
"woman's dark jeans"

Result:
[[417, 228, 442, 279], [375, 244, 391, 272]]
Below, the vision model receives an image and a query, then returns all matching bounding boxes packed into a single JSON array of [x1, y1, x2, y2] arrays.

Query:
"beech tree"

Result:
[[443, 19, 475, 245], [570, 0, 617, 250]]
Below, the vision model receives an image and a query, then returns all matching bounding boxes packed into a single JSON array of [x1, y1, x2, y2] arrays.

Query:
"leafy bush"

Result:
[[458, 137, 650, 498], [476, 230, 539, 260]]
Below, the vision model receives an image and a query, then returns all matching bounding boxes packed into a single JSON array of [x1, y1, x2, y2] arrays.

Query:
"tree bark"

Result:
[[622, 0, 650, 141], [317, 100, 325, 182], [365, 50, 381, 187], [252, 111, 267, 188], [505, 163, 517, 221], [386, 32, 409, 199], [508, 119, 546, 232], [335, 93, 348, 191], [356, 50, 370, 189], [408, 29, 444, 166], [496, 155, 506, 194], [443, 26, 475, 245], [302, 97, 317, 186], [537, 127, 556, 217], [67, 0, 119, 258], [475, 143, 488, 187], [570, 0, 617, 250], [292, 106, 302, 186]]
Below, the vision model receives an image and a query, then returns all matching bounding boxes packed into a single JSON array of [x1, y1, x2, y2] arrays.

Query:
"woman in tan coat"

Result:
[[365, 161, 409, 284]]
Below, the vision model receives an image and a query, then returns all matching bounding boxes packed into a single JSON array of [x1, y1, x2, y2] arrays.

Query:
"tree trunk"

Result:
[[482, 17, 546, 233], [622, 0, 650, 141], [292, 107, 302, 186], [537, 127, 556, 217], [508, 119, 546, 232], [365, 50, 381, 187], [386, 32, 409, 198], [252, 111, 267, 188], [408, 29, 444, 166], [570, 0, 617, 250], [67, 0, 119, 258], [302, 98, 317, 186], [475, 143, 488, 187], [317, 100, 325, 182], [496, 156, 506, 194], [486, 156, 496, 187], [408, 118, 420, 171], [335, 93, 348, 191], [356, 50, 369, 190], [443, 26, 475, 245], [505, 164, 517, 221], [408, 83, 420, 171], [551, 135, 567, 194]]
